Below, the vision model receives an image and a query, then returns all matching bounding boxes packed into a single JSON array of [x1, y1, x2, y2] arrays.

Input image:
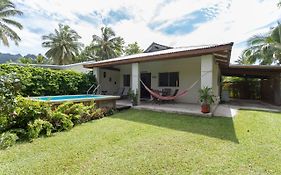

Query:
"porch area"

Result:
[[117, 99, 281, 118], [117, 100, 213, 117], [93, 54, 220, 105]]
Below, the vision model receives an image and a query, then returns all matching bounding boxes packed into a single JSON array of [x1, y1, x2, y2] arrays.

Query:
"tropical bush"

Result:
[[0, 73, 21, 132], [51, 111, 74, 131], [55, 101, 104, 125], [27, 119, 53, 139], [0, 69, 109, 149], [14, 97, 52, 129], [0, 64, 96, 96], [0, 132, 18, 149], [0, 96, 109, 149]]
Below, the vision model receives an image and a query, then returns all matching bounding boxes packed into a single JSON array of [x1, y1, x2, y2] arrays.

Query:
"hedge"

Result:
[[0, 64, 96, 96]]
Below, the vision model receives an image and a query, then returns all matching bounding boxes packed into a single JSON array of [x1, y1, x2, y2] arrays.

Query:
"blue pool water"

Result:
[[31, 94, 119, 103]]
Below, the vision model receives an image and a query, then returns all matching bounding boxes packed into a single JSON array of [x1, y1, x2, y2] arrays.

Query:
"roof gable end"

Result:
[[144, 42, 173, 53]]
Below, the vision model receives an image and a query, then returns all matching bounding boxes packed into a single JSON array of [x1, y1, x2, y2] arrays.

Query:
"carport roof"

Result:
[[221, 65, 281, 78]]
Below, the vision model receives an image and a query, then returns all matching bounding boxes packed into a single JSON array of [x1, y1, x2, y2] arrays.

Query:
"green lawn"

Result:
[[1, 109, 281, 174]]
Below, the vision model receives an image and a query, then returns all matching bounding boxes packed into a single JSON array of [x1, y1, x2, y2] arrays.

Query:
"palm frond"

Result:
[[0, 0, 23, 47], [1, 18, 23, 29]]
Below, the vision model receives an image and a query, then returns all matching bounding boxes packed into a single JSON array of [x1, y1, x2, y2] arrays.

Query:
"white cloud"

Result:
[[0, 0, 280, 63]]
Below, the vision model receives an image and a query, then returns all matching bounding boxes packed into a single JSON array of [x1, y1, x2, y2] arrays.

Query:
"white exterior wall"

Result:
[[212, 61, 220, 97], [201, 55, 220, 104], [97, 55, 221, 104], [139, 57, 201, 104], [118, 64, 131, 88], [132, 63, 140, 104], [98, 69, 120, 94], [201, 55, 213, 89]]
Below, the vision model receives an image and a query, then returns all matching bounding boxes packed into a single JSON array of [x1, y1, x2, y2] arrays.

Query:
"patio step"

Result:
[[116, 105, 131, 111]]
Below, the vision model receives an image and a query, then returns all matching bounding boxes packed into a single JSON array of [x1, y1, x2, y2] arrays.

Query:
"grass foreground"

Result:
[[1, 109, 281, 174]]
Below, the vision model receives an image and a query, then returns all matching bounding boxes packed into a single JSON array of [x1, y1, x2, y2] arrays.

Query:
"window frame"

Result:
[[123, 74, 131, 87], [158, 72, 179, 87]]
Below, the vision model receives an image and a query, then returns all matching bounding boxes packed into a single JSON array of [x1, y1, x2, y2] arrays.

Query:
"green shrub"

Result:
[[9, 128, 28, 141], [55, 101, 103, 124], [100, 107, 115, 116], [14, 97, 52, 129], [0, 73, 21, 132], [51, 112, 74, 131], [0, 95, 109, 148], [0, 64, 96, 96], [27, 119, 53, 139], [0, 132, 18, 149]]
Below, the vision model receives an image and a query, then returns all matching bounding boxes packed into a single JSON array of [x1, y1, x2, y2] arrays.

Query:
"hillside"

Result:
[[0, 53, 37, 64]]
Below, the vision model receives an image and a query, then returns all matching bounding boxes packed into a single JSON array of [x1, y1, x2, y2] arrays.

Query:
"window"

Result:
[[159, 72, 179, 87], [159, 73, 169, 86], [123, 74, 130, 87]]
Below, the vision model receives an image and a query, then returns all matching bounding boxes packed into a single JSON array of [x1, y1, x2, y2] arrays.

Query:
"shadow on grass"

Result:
[[113, 109, 239, 143]]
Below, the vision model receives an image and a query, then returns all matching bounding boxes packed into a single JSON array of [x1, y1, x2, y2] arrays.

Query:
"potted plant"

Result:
[[199, 87, 215, 113], [128, 90, 138, 106]]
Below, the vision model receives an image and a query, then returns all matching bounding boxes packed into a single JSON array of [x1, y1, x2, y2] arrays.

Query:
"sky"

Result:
[[0, 0, 280, 63]]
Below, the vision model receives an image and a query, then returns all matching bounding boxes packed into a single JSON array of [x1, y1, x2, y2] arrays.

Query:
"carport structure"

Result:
[[221, 65, 281, 106]]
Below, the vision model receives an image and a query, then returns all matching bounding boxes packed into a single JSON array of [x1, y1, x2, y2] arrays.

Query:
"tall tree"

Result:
[[235, 52, 251, 65], [18, 57, 33, 64], [42, 24, 83, 65], [18, 54, 50, 64], [278, 0, 281, 8], [76, 44, 98, 62], [124, 42, 143, 55], [242, 23, 281, 65], [0, 0, 23, 46], [91, 26, 124, 60]]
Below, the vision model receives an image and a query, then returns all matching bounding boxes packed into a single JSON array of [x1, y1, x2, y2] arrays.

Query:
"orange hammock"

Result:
[[140, 79, 199, 101]]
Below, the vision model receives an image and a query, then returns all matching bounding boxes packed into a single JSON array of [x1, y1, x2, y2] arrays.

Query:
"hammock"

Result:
[[140, 79, 199, 101]]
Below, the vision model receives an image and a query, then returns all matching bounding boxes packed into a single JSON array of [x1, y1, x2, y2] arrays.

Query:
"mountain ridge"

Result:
[[0, 53, 38, 63]]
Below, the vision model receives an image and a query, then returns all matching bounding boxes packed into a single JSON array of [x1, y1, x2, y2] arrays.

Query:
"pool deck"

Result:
[[30, 95, 120, 105], [30, 95, 121, 109]]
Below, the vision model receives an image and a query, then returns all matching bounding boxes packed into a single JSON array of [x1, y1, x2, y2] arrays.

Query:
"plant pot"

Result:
[[201, 104, 210, 113], [131, 100, 138, 106]]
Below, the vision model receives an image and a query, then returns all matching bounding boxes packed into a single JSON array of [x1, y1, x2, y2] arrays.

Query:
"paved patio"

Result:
[[117, 99, 281, 118], [214, 99, 281, 117], [117, 100, 212, 117]]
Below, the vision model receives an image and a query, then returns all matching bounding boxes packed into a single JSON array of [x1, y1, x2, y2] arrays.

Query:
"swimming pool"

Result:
[[31, 94, 120, 108]]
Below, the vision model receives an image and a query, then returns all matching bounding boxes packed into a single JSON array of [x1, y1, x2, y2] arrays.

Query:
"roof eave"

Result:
[[84, 42, 233, 69]]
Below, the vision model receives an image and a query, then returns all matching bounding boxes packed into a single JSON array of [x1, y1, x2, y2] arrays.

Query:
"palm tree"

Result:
[[76, 44, 98, 62], [124, 42, 143, 55], [243, 23, 281, 65], [91, 26, 124, 60], [235, 53, 251, 65], [42, 24, 83, 65], [0, 0, 23, 46]]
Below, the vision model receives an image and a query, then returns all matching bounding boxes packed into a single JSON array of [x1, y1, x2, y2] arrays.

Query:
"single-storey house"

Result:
[[83, 42, 281, 106], [83, 42, 233, 104]]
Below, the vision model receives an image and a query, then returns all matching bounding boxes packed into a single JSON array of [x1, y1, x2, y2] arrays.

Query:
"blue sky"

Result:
[[1, 0, 280, 63]]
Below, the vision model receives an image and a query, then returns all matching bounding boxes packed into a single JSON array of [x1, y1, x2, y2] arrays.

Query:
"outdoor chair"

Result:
[[121, 87, 130, 99], [115, 87, 124, 96], [162, 88, 172, 96]]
